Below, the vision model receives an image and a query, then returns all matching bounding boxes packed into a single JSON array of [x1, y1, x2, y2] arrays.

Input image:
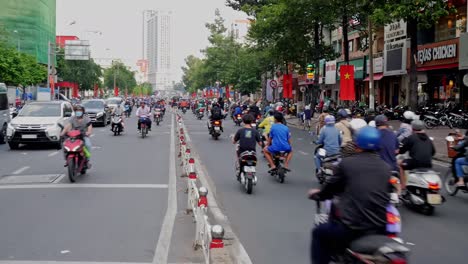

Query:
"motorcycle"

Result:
[[236, 150, 258, 194], [401, 168, 445, 215], [314, 145, 341, 184], [182, 107, 187, 114], [197, 108, 205, 120], [234, 114, 242, 126], [269, 151, 289, 183], [444, 135, 468, 196], [62, 129, 89, 183], [423, 110, 453, 129], [312, 199, 409, 264], [139, 116, 150, 138], [210, 120, 223, 140], [124, 105, 131, 118], [154, 108, 163, 126], [111, 114, 123, 136]]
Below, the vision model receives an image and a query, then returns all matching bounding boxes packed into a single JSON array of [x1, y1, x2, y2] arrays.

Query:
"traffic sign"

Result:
[[270, 80, 278, 88]]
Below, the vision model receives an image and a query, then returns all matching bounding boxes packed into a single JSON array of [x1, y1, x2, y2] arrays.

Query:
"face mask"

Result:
[[76, 111, 83, 117]]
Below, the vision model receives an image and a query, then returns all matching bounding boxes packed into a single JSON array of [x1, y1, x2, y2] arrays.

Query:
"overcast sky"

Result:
[[56, 0, 246, 83]]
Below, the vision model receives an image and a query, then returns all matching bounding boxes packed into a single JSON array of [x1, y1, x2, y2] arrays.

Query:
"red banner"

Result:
[[49, 75, 55, 96], [225, 86, 230, 98], [209, 89, 213, 98], [282, 74, 293, 99], [93, 84, 98, 97], [339, 65, 355, 101], [72, 83, 79, 98], [114, 86, 119, 96]]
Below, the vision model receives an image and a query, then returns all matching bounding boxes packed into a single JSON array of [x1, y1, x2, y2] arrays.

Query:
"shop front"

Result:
[[416, 38, 461, 106]]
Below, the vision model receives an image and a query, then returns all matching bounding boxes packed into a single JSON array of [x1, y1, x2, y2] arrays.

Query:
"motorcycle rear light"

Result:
[[387, 212, 400, 225], [214, 121, 220, 125], [390, 259, 407, 264], [389, 177, 399, 185], [428, 182, 440, 190]]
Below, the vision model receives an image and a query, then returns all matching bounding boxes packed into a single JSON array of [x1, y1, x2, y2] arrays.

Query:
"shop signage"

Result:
[[460, 32, 468, 70], [337, 58, 365, 80], [384, 20, 407, 76], [416, 38, 459, 68], [366, 57, 384, 73], [325, 60, 337, 84]]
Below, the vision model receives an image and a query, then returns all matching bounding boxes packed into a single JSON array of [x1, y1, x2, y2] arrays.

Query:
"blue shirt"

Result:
[[378, 128, 399, 171], [317, 125, 341, 156], [234, 107, 242, 115], [269, 123, 291, 152]]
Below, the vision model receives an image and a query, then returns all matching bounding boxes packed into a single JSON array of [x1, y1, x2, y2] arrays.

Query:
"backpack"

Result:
[[212, 107, 222, 119]]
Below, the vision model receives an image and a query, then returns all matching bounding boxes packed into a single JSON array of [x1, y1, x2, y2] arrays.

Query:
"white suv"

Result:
[[6, 101, 73, 150]]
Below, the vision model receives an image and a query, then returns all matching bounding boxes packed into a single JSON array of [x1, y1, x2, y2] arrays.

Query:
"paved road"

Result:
[[0, 111, 202, 264], [183, 113, 468, 264]]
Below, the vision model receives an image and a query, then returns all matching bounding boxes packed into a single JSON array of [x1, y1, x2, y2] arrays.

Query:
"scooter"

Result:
[[210, 120, 223, 140], [314, 145, 341, 184], [111, 114, 123, 136], [269, 152, 289, 183], [234, 114, 242, 126], [312, 199, 409, 264], [139, 116, 150, 138], [444, 135, 468, 196], [197, 108, 205, 120], [62, 129, 89, 183], [236, 150, 258, 194], [401, 168, 445, 215], [154, 108, 163, 126]]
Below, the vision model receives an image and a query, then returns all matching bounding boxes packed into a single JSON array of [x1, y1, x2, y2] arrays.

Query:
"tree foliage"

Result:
[[102, 61, 137, 92], [57, 53, 102, 91]]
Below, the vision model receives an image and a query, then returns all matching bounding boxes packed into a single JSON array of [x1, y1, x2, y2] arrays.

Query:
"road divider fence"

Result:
[[176, 114, 230, 264]]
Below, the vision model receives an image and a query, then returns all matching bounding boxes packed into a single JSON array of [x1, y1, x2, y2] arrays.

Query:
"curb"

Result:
[[179, 120, 253, 264]]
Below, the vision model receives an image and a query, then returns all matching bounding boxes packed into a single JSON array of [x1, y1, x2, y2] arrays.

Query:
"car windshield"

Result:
[[107, 99, 121, 105], [19, 104, 61, 117], [82, 101, 104, 109]]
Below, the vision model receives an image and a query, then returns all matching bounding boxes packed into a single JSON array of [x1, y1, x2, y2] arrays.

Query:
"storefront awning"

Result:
[[364, 73, 384, 81]]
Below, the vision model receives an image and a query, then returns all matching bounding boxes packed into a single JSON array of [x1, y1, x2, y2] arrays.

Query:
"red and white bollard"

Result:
[[210, 225, 224, 249], [187, 158, 195, 175], [198, 186, 208, 208]]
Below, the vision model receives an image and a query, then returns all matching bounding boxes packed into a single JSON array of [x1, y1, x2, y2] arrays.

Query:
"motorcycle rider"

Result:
[[208, 103, 223, 133], [397, 111, 416, 142], [233, 104, 242, 120], [136, 101, 152, 132], [317, 107, 329, 134], [258, 109, 275, 141], [111, 103, 125, 131], [263, 112, 293, 171], [398, 119, 436, 190], [374, 115, 399, 171], [60, 105, 93, 164], [315, 115, 341, 174], [452, 132, 468, 187], [308, 126, 390, 264], [340, 118, 368, 157], [334, 109, 352, 148], [232, 114, 262, 157]]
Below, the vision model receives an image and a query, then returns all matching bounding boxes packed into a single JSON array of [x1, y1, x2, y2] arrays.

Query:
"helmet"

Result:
[[374, 115, 388, 127], [355, 126, 381, 151], [324, 115, 335, 125], [411, 120, 424, 131], [403, 111, 415, 120], [345, 108, 351, 115], [349, 118, 367, 132], [368, 120, 376, 127], [337, 109, 349, 119], [322, 107, 329, 113], [74, 104, 85, 112]]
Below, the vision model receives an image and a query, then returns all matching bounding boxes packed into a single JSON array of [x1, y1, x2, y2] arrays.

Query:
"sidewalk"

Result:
[[285, 115, 466, 164]]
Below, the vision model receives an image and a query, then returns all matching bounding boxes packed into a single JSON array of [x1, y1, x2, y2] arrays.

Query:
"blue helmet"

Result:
[[355, 126, 381, 151], [324, 115, 335, 125], [337, 109, 348, 119]]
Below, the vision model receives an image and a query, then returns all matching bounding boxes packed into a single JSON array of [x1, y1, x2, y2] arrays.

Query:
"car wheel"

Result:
[[8, 142, 19, 150], [0, 124, 6, 144]]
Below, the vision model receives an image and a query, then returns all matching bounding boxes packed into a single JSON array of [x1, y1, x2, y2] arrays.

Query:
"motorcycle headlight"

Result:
[[96, 112, 104, 118]]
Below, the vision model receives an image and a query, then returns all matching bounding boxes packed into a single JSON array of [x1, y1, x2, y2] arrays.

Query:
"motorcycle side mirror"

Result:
[[445, 136, 455, 142], [57, 123, 64, 130], [11, 111, 18, 118]]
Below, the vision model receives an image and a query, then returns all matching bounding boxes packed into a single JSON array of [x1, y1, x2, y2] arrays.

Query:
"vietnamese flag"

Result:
[[225, 85, 230, 98], [209, 89, 213, 98], [339, 65, 355, 101], [93, 84, 98, 97], [72, 83, 79, 98], [282, 74, 293, 99], [114, 86, 119, 96]]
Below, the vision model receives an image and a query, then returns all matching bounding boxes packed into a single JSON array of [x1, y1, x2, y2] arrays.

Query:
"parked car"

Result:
[[6, 101, 73, 150], [0, 83, 10, 144], [82, 99, 111, 126]]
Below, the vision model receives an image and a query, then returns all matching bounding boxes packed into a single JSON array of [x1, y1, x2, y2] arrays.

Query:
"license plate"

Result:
[[22, 134, 37, 139], [237, 117, 242, 120], [244, 166, 256, 173], [214, 127, 220, 131], [427, 194, 442, 205]]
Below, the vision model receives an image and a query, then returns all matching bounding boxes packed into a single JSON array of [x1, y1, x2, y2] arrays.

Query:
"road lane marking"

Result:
[[90, 134, 95, 138], [154, 114, 177, 263], [48, 151, 59, 157], [298, 151, 309, 156], [12, 166, 30, 175], [0, 184, 168, 190]]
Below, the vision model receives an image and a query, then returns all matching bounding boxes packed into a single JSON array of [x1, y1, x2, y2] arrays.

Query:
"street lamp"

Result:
[[13, 30, 20, 52]]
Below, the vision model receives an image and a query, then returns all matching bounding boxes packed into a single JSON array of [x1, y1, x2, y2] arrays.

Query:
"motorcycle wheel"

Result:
[[213, 134, 219, 140], [444, 170, 459, 196], [421, 204, 434, 216], [141, 127, 147, 138], [278, 168, 285, 183], [68, 159, 77, 183], [114, 129, 118, 136], [424, 119, 436, 129], [157, 120, 160, 126], [246, 178, 253, 194]]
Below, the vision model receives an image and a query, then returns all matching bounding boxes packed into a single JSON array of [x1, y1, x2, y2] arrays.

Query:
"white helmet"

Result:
[[350, 118, 368, 132], [368, 120, 376, 127], [403, 111, 415, 120]]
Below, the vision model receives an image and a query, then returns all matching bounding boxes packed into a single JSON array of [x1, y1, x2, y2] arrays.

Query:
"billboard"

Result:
[[384, 20, 407, 76], [65, 40, 90, 60]]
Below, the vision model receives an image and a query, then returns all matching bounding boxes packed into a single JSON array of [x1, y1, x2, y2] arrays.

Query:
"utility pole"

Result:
[[368, 18, 375, 110]]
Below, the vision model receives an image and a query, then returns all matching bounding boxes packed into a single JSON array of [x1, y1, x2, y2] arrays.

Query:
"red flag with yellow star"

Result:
[[339, 65, 355, 101]]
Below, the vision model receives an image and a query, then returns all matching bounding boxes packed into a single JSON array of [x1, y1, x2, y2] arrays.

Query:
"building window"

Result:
[[348, 40, 354, 52], [435, 6, 467, 42]]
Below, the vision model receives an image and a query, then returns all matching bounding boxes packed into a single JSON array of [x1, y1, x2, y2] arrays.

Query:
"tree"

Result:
[[56, 54, 102, 91], [371, 0, 453, 109], [102, 61, 137, 92]]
